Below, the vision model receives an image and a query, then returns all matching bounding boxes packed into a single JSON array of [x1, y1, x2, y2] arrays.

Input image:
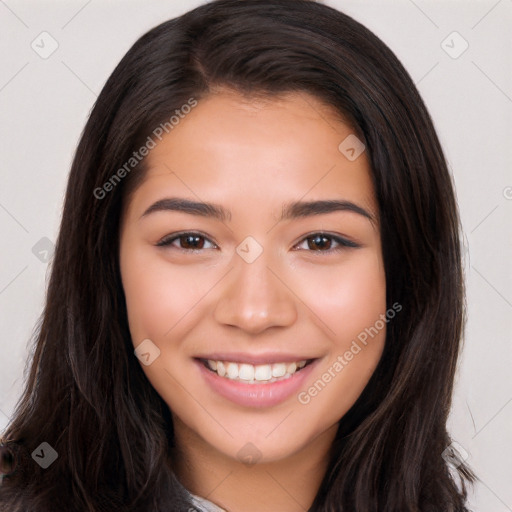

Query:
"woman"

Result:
[[0, 0, 476, 510]]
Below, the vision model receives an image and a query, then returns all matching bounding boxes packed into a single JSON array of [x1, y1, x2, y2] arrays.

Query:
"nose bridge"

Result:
[[213, 245, 297, 333]]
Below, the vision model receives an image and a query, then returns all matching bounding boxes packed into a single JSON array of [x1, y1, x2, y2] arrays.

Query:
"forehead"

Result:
[[124, 90, 377, 223]]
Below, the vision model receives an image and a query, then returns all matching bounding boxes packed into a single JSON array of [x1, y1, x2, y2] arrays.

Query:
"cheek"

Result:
[[337, 253, 386, 339], [291, 250, 386, 413], [296, 249, 386, 342], [120, 247, 208, 343]]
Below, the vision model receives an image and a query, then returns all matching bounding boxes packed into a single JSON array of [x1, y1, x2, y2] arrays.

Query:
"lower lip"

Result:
[[195, 359, 318, 408]]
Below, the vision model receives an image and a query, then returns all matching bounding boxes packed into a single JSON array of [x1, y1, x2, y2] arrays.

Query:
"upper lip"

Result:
[[195, 352, 318, 365]]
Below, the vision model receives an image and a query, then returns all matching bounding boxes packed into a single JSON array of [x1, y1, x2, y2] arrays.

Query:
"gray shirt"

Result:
[[187, 489, 228, 512]]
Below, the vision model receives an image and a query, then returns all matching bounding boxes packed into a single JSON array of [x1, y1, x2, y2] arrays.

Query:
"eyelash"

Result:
[[155, 231, 360, 253]]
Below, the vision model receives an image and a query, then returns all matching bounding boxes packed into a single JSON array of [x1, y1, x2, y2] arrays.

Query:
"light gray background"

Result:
[[0, 1, 511, 510]]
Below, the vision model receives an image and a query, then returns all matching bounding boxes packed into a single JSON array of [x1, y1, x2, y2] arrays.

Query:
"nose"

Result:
[[213, 251, 298, 334]]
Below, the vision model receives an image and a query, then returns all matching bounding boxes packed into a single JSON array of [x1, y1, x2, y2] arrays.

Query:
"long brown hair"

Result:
[[0, 0, 476, 510]]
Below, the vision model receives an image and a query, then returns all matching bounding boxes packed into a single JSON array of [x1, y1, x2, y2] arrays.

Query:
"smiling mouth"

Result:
[[198, 358, 315, 384]]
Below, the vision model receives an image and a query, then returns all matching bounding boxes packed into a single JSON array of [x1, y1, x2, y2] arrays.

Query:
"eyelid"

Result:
[[156, 231, 360, 253], [156, 231, 218, 250], [292, 232, 360, 252]]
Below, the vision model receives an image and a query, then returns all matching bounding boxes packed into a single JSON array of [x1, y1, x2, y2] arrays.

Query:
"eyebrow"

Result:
[[140, 197, 375, 224]]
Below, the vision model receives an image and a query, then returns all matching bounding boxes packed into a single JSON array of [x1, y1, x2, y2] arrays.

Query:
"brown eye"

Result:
[[295, 233, 359, 253], [178, 234, 206, 250], [156, 232, 217, 251], [307, 234, 332, 251]]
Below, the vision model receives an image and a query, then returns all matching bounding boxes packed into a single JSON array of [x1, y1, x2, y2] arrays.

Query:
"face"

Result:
[[119, 90, 386, 465]]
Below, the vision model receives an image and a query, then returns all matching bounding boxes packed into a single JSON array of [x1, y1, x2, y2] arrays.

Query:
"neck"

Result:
[[170, 417, 337, 512]]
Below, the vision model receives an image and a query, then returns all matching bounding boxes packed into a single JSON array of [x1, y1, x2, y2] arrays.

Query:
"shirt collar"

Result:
[[187, 489, 228, 512]]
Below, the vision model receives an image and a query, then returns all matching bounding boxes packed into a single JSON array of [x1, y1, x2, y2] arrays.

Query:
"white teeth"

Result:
[[216, 361, 226, 377], [271, 363, 287, 378], [239, 364, 255, 381], [204, 359, 309, 383], [254, 365, 272, 381], [287, 362, 297, 374], [226, 362, 239, 379]]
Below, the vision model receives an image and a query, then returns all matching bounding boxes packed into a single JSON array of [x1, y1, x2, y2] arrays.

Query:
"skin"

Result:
[[119, 90, 386, 512]]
